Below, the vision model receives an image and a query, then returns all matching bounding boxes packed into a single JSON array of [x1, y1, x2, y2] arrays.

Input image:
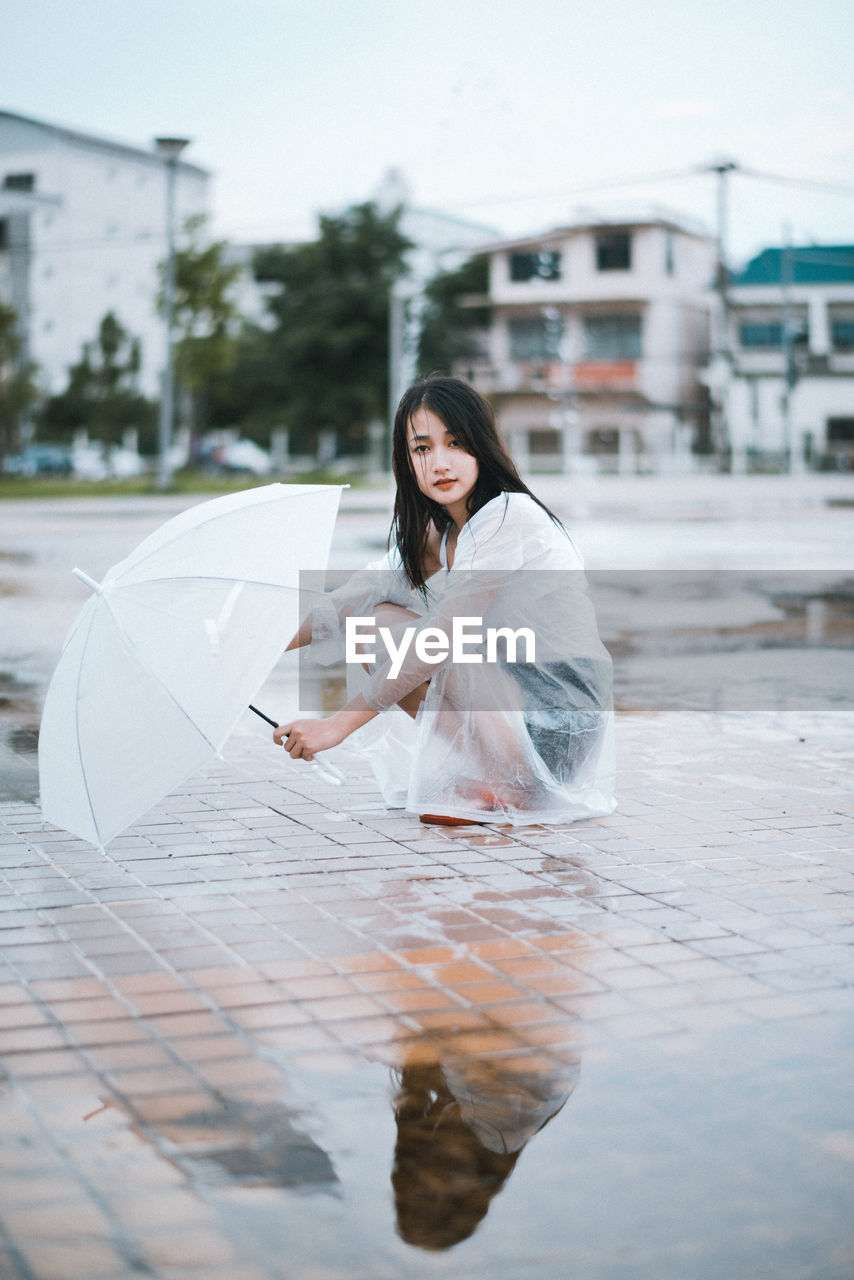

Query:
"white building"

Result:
[[468, 216, 717, 471], [0, 109, 209, 399], [720, 245, 854, 471]]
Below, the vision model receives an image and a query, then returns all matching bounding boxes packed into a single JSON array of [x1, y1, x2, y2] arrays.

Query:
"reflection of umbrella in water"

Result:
[[392, 1048, 579, 1251], [86, 1093, 339, 1192], [167, 1096, 339, 1192], [38, 483, 344, 847]]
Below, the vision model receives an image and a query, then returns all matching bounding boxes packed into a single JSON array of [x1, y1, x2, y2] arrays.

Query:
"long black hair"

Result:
[[390, 375, 561, 591]]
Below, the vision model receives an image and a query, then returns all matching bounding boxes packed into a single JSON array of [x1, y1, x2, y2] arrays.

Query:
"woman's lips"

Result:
[[434, 479, 455, 489]]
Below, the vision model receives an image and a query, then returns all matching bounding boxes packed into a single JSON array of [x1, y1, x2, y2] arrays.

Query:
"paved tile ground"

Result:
[[1, 479, 852, 1277], [0, 703, 852, 1278]]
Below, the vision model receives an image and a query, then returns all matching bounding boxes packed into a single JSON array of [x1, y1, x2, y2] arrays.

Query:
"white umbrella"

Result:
[[38, 483, 344, 848]]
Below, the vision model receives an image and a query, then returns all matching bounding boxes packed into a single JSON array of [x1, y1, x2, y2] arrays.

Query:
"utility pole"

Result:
[[387, 281, 416, 470], [779, 222, 803, 475], [706, 158, 738, 470]]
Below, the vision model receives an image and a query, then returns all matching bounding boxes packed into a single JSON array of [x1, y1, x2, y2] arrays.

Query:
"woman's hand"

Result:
[[272, 696, 379, 763], [273, 716, 347, 762]]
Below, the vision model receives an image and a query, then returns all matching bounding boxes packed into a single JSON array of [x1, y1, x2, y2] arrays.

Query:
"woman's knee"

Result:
[[373, 600, 421, 627]]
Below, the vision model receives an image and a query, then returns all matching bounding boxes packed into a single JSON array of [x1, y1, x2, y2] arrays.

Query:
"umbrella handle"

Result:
[[248, 705, 345, 785], [248, 704, 278, 729]]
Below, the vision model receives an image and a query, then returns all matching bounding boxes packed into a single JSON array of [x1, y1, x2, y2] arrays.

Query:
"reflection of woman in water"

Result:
[[391, 1050, 579, 1251]]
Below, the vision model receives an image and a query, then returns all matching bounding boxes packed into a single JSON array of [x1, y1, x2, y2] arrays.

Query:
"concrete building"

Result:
[[720, 245, 854, 471], [467, 216, 717, 472], [0, 109, 209, 400]]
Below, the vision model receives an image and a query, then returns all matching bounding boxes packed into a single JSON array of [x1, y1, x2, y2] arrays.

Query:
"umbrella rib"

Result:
[[71, 605, 106, 848], [117, 573, 307, 589], [99, 591, 224, 754]]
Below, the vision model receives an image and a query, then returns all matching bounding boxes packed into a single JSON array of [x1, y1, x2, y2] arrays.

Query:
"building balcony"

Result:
[[731, 349, 854, 379], [467, 362, 572, 396], [469, 358, 650, 398], [572, 360, 638, 390]]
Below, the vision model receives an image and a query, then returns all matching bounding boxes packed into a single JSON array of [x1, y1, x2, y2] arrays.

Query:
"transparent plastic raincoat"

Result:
[[310, 492, 616, 824]]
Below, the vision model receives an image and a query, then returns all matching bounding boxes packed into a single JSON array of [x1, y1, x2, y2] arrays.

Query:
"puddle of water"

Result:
[[6, 726, 39, 754], [0, 671, 40, 802], [595, 573, 854, 714], [0, 668, 37, 708], [5, 1017, 840, 1280]]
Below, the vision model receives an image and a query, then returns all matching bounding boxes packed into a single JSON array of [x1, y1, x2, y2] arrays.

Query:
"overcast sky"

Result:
[[3, 0, 852, 263]]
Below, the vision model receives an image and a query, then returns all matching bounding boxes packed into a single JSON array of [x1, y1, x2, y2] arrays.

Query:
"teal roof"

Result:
[[732, 245, 854, 285]]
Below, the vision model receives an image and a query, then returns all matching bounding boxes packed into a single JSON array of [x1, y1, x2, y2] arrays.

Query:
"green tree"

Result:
[[416, 254, 490, 377], [0, 300, 39, 467], [158, 215, 242, 433], [40, 312, 156, 450], [211, 201, 412, 456]]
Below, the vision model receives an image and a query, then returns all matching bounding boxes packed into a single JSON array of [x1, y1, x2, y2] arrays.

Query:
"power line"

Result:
[[446, 165, 705, 212], [738, 166, 854, 198], [441, 161, 854, 215]]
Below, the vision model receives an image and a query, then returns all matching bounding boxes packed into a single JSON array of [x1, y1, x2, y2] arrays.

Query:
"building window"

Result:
[[827, 418, 854, 443], [740, 317, 810, 349], [529, 429, 562, 456], [740, 322, 784, 348], [586, 428, 620, 454], [583, 314, 641, 359], [595, 231, 631, 271], [0, 219, 7, 251], [509, 250, 562, 282], [831, 320, 854, 349], [3, 172, 35, 192], [508, 314, 563, 362], [508, 315, 563, 361]]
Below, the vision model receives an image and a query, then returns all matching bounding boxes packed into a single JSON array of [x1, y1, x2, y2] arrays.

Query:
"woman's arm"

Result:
[[306, 555, 407, 665], [284, 614, 313, 651]]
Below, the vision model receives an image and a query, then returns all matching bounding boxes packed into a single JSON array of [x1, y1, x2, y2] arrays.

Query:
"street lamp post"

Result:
[[154, 136, 190, 490]]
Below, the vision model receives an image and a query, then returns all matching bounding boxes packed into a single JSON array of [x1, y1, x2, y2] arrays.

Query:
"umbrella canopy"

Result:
[[38, 483, 344, 847]]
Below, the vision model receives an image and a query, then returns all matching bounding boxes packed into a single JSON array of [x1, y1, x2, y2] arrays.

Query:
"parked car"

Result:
[[2, 445, 74, 476]]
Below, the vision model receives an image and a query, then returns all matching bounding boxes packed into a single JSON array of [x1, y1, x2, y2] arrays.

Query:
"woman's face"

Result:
[[407, 406, 479, 522]]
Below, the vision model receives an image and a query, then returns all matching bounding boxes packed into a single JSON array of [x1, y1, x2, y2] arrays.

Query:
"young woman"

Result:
[[274, 375, 615, 825]]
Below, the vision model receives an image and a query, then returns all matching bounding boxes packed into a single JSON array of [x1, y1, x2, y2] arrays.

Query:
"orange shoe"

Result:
[[419, 813, 484, 826]]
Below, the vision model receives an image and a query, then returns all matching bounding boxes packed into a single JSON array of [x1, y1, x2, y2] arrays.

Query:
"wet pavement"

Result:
[[1, 476, 853, 1279]]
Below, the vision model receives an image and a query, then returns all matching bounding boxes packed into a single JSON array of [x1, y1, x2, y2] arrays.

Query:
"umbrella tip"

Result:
[[72, 568, 103, 595]]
